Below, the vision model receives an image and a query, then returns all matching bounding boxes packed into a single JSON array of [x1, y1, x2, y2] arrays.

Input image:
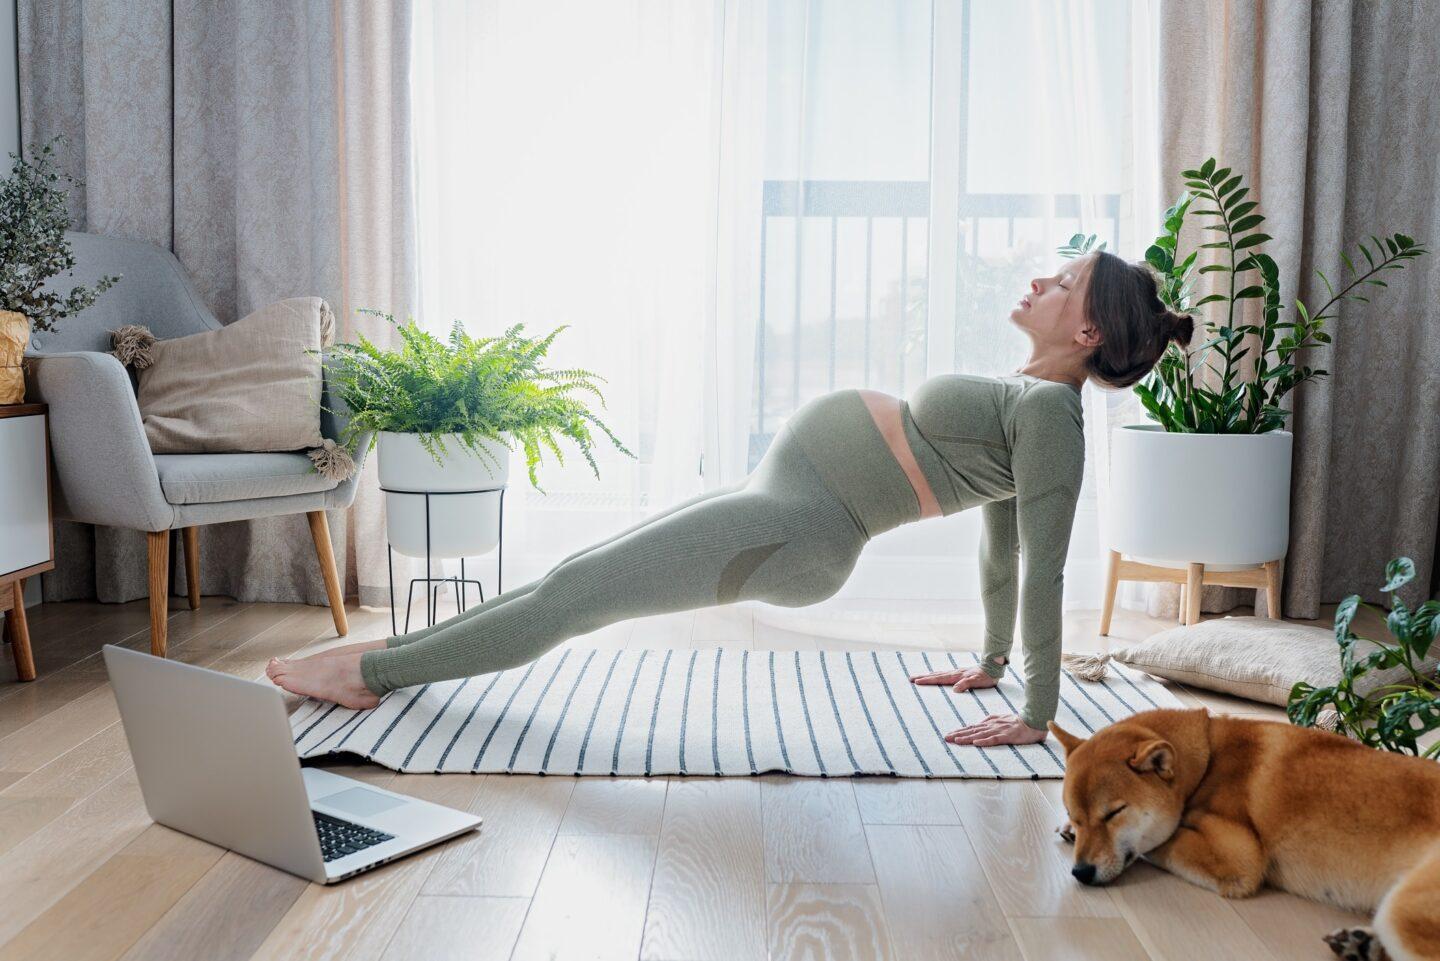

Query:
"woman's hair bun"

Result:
[[1165, 310, 1195, 347]]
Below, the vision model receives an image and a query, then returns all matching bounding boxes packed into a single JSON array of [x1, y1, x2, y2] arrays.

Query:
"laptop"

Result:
[[103, 644, 482, 884]]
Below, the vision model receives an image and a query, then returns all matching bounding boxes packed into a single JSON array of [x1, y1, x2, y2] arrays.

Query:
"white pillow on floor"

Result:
[[1075, 615, 1436, 707]]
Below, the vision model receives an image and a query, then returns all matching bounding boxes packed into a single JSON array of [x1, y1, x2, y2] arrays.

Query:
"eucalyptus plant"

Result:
[[1059, 157, 1427, 434], [323, 310, 635, 492], [0, 138, 119, 332], [1288, 557, 1440, 758]]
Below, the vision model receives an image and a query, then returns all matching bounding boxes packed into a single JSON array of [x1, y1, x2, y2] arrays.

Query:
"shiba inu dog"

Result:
[[1049, 707, 1440, 961]]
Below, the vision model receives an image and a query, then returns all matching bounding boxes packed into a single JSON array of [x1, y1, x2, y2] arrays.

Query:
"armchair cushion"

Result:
[[154, 452, 340, 505], [137, 297, 332, 454]]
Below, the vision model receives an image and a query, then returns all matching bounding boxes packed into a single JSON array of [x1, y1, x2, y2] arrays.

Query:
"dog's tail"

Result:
[[1061, 651, 1113, 683]]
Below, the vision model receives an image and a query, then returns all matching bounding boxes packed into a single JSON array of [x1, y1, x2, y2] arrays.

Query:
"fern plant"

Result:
[[1288, 557, 1440, 758], [1059, 156, 1427, 433], [324, 310, 635, 493]]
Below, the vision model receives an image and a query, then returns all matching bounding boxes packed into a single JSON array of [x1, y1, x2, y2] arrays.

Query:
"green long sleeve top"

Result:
[[902, 372, 1086, 729]]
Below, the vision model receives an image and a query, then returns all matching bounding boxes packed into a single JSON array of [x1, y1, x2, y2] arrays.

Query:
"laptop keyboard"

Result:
[[314, 810, 395, 862]]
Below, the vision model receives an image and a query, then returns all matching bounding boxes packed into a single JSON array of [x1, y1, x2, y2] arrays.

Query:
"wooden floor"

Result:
[[0, 593, 1377, 961]]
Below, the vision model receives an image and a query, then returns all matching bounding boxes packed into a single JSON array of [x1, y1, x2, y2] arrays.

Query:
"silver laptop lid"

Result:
[[103, 645, 328, 883]]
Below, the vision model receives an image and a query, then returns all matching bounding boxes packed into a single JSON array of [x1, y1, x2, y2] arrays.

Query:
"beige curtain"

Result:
[[19, 0, 415, 608], [1156, 0, 1440, 619]]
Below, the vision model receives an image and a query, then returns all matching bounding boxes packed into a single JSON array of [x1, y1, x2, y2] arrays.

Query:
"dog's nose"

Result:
[[1071, 862, 1098, 886]]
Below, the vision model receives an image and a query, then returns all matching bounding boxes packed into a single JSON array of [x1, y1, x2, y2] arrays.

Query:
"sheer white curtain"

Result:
[[410, 0, 1162, 636]]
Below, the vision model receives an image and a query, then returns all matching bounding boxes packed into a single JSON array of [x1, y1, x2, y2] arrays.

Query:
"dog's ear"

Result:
[[1048, 721, 1084, 754], [1128, 738, 1175, 781]]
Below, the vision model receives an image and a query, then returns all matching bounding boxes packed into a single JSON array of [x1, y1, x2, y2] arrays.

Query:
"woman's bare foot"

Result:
[[267, 652, 381, 710], [291, 638, 390, 663]]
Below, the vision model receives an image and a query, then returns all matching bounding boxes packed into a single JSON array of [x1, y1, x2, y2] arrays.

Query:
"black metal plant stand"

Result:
[[381, 485, 506, 636]]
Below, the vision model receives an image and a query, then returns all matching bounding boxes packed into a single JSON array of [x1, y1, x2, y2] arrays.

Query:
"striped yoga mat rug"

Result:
[[288, 648, 1182, 779]]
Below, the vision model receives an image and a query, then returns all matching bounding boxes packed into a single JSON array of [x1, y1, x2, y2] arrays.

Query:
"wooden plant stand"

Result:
[[1099, 550, 1282, 636]]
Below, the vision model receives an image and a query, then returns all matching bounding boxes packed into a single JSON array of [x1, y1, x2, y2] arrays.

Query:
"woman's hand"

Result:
[[942, 713, 1049, 747], [908, 665, 999, 693]]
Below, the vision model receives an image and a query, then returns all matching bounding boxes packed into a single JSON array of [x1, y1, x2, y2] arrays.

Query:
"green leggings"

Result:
[[359, 389, 928, 695]]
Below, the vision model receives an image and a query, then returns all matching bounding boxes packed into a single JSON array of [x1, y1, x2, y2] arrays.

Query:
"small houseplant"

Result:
[[1063, 158, 1428, 577], [0, 139, 119, 403], [324, 311, 634, 559], [1288, 557, 1440, 758]]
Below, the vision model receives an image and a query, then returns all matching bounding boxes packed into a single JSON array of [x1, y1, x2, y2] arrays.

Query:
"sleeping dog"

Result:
[[1048, 707, 1440, 961]]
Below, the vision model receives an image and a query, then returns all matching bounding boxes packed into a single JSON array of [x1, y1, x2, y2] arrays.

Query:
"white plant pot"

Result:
[[378, 431, 511, 559], [1106, 425, 1292, 572]]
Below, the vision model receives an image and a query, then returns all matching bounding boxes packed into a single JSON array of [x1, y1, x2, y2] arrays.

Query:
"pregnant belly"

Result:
[[856, 389, 942, 520]]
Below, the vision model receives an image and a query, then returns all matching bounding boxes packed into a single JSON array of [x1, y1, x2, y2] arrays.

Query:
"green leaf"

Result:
[[1199, 157, 1216, 179], [1231, 214, 1265, 232], [1382, 557, 1416, 593], [1234, 233, 1273, 249], [1412, 600, 1440, 659], [1334, 594, 1362, 642]]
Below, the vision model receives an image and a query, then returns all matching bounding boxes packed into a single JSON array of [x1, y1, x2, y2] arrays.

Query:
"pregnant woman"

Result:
[[269, 249, 1193, 748]]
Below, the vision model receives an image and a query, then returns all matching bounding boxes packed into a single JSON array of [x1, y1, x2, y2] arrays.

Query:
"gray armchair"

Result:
[[24, 231, 369, 656]]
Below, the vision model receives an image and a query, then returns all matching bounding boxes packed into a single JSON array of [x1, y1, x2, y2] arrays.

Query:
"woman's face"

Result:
[[1010, 251, 1100, 350]]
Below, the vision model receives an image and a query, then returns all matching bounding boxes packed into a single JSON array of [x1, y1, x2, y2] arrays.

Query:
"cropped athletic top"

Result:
[[900, 372, 1085, 729]]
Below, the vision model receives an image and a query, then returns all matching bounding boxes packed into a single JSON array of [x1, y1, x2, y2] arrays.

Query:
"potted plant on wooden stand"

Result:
[[1071, 157, 1428, 631], [0, 139, 118, 404], [322, 311, 634, 628]]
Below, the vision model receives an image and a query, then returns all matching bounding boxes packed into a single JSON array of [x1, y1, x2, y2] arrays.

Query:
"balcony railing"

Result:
[[750, 179, 1120, 471]]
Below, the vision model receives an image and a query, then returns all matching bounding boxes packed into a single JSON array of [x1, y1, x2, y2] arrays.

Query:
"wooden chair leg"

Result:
[[147, 530, 170, 657], [1177, 583, 1187, 624], [9, 580, 36, 681], [307, 510, 349, 637], [1264, 559, 1282, 620], [1099, 549, 1121, 637], [182, 526, 201, 611], [1185, 562, 1204, 626]]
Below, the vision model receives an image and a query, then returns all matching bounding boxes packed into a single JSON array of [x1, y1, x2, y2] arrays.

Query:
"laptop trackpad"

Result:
[[317, 786, 407, 818]]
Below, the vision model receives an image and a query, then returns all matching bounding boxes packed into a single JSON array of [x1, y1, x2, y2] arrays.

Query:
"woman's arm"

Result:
[[978, 498, 1020, 679], [1010, 392, 1086, 730]]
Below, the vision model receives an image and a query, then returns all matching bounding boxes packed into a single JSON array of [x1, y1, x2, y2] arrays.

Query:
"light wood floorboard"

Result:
[[768, 883, 895, 961], [0, 597, 1384, 960]]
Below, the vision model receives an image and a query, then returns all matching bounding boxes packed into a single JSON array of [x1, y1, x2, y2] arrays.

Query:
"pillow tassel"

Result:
[[110, 324, 157, 369], [319, 300, 337, 347], [1062, 651, 1113, 682], [308, 438, 357, 482], [1315, 707, 1344, 734]]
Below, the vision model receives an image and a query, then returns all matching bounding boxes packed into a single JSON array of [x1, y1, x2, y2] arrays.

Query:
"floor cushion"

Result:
[[1064, 615, 1438, 706]]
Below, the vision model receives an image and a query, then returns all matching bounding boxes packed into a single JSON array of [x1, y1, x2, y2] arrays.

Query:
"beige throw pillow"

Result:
[[1064, 615, 1439, 707], [137, 297, 332, 454]]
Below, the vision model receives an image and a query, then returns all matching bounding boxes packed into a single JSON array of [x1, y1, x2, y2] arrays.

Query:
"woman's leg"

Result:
[[267, 427, 870, 704], [293, 479, 750, 662], [385, 478, 750, 645]]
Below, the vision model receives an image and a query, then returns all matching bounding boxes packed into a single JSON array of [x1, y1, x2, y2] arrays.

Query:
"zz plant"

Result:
[[1060, 156, 1427, 433], [324, 310, 634, 492], [1288, 557, 1440, 758]]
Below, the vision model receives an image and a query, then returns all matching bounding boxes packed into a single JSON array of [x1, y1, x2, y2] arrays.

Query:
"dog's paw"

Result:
[[1323, 926, 1389, 961], [1056, 821, 1075, 845]]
